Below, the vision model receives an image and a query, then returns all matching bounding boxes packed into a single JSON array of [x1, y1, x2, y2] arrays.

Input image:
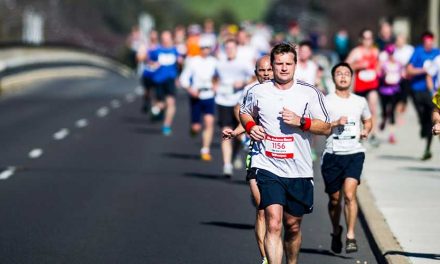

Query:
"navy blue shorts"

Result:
[[155, 78, 176, 101], [190, 97, 215, 124], [256, 169, 314, 217], [216, 105, 238, 128], [321, 152, 365, 194]]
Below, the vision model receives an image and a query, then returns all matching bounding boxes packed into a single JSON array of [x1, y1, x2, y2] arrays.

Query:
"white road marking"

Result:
[[75, 119, 89, 128], [29, 149, 43, 159], [53, 128, 69, 140], [110, 99, 121, 108], [125, 94, 135, 103], [134, 86, 144, 96], [97, 107, 109, 117], [0, 167, 16, 180]]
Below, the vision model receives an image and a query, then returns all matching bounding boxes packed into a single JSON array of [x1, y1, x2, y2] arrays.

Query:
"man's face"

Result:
[[272, 52, 296, 84], [224, 41, 237, 59], [255, 59, 273, 83], [423, 36, 434, 51], [333, 66, 352, 90], [361, 30, 374, 48], [299, 45, 312, 62]]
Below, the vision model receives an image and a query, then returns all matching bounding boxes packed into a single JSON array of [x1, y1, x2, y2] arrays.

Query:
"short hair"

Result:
[[299, 40, 313, 49], [359, 28, 373, 39], [270, 42, 297, 64], [421, 31, 434, 40], [331, 62, 353, 78]]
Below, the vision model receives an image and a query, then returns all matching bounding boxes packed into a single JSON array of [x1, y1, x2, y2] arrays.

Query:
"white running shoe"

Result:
[[223, 163, 233, 177]]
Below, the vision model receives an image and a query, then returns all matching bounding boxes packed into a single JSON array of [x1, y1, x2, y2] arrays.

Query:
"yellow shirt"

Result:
[[433, 91, 440, 109]]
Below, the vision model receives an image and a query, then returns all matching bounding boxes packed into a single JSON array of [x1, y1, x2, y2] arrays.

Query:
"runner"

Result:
[[240, 42, 331, 264], [346, 29, 380, 147], [295, 40, 318, 85], [406, 31, 440, 160], [321, 62, 372, 254], [148, 30, 183, 135], [433, 90, 440, 135], [378, 44, 403, 143], [179, 36, 218, 161], [222, 55, 273, 264], [215, 38, 253, 176], [137, 30, 159, 115]]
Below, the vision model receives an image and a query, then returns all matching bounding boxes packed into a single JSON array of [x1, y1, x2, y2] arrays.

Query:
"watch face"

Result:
[[300, 117, 306, 126]]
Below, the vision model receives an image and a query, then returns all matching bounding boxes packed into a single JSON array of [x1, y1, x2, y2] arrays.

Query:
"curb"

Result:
[[357, 180, 412, 264]]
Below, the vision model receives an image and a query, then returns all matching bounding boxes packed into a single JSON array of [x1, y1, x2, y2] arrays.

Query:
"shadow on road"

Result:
[[377, 155, 419, 161], [300, 248, 353, 260], [183, 172, 229, 181], [402, 166, 440, 172], [201, 221, 254, 230], [131, 127, 161, 135], [121, 116, 149, 125], [164, 153, 201, 160], [384, 250, 440, 260]]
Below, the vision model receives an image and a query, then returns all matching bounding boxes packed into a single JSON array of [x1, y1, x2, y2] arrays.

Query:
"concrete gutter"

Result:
[[358, 182, 412, 264]]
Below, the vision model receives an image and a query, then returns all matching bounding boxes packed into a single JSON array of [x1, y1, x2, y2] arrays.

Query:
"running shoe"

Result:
[[223, 163, 233, 177], [162, 126, 172, 136], [233, 157, 243, 169], [201, 153, 212, 161], [388, 134, 396, 144], [330, 225, 343, 254], [345, 238, 358, 253], [261, 257, 268, 264], [421, 151, 432, 161], [368, 135, 380, 148]]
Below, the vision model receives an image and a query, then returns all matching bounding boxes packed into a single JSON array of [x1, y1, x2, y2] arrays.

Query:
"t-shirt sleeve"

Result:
[[309, 90, 330, 122], [240, 89, 257, 117], [361, 98, 372, 120]]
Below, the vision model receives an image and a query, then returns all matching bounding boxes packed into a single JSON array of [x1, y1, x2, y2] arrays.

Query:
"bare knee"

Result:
[[329, 192, 341, 208], [344, 192, 356, 205]]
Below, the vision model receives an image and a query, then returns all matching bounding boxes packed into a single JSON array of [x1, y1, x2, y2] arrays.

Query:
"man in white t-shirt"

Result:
[[295, 40, 318, 85], [216, 38, 253, 176], [322, 62, 372, 254], [179, 36, 218, 161], [240, 42, 331, 264]]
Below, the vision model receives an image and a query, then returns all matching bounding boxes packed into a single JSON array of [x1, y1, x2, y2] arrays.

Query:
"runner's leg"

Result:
[[283, 212, 303, 264]]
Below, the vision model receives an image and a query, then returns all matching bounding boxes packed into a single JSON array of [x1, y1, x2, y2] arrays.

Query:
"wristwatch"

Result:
[[299, 117, 306, 129]]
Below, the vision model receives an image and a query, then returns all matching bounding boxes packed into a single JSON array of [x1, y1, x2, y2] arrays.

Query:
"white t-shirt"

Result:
[[239, 81, 260, 107], [241, 79, 330, 178], [294, 60, 318, 85], [324, 93, 371, 155], [215, 57, 253, 107], [394, 44, 414, 66], [179, 56, 218, 100]]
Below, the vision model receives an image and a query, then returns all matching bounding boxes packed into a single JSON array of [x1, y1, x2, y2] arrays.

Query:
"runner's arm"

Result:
[[360, 118, 373, 139], [406, 63, 426, 77]]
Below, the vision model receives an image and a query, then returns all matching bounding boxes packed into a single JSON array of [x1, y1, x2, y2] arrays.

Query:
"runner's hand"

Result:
[[432, 123, 440, 135], [249, 125, 265, 141], [222, 128, 235, 140], [360, 129, 369, 140], [338, 116, 348, 126], [280, 107, 300, 127], [187, 88, 199, 98]]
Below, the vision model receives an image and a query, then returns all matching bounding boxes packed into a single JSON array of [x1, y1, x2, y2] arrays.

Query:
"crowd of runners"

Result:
[[130, 19, 440, 264]]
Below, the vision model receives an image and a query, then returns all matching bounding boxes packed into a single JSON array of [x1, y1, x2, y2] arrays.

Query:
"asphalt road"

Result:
[[0, 72, 379, 264]]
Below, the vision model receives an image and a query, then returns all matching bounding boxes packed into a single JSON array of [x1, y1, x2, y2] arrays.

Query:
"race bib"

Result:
[[385, 72, 401, 85], [358, 69, 377, 82], [158, 53, 177, 66], [217, 83, 234, 95], [265, 134, 294, 159], [333, 120, 359, 151]]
